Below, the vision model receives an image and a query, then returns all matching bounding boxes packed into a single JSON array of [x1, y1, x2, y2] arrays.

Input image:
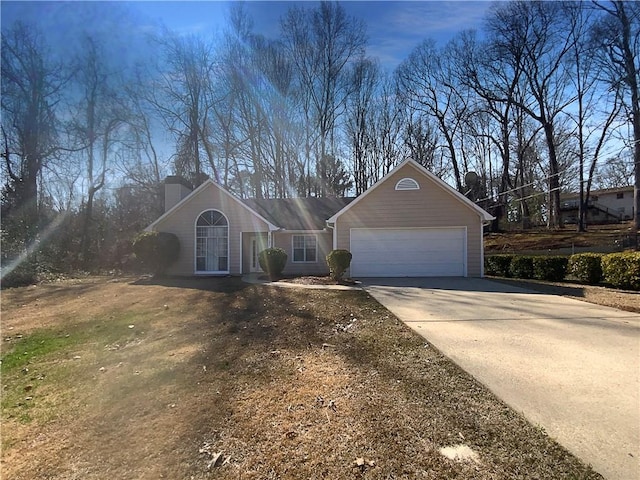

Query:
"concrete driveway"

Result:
[[362, 277, 640, 480]]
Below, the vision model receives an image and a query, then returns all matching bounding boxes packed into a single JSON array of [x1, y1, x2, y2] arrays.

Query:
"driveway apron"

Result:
[[362, 277, 640, 480]]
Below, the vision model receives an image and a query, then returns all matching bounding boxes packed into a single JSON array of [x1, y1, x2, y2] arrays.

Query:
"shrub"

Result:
[[1, 260, 37, 288], [509, 256, 534, 279], [326, 249, 352, 281], [258, 247, 287, 280], [601, 252, 640, 291], [568, 253, 603, 284], [484, 255, 514, 277], [132, 231, 180, 276], [533, 256, 568, 281]]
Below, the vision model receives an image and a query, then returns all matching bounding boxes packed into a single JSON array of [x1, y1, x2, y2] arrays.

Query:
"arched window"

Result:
[[395, 177, 420, 191], [195, 210, 228, 272]]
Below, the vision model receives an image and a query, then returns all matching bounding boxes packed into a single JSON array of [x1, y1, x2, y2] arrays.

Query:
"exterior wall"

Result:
[[272, 231, 332, 276], [334, 163, 484, 277], [152, 182, 269, 275], [593, 191, 634, 220]]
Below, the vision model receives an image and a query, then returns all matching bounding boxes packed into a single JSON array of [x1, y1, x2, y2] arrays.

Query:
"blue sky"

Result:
[[2, 1, 493, 70]]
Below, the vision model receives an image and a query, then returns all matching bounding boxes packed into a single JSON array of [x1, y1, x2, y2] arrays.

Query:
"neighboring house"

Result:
[[560, 186, 634, 224], [146, 159, 494, 277]]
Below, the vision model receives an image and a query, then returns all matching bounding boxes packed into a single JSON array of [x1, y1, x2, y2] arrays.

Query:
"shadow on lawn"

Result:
[[130, 275, 248, 293]]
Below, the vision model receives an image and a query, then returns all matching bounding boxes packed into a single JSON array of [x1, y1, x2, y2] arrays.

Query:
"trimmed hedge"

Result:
[[509, 256, 534, 279], [326, 249, 352, 281], [485, 251, 639, 291], [601, 252, 640, 291], [258, 247, 287, 280], [132, 231, 180, 276], [568, 253, 603, 284], [533, 256, 568, 281], [484, 255, 514, 277]]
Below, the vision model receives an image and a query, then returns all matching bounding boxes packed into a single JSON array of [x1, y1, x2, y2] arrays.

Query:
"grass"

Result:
[[1, 276, 602, 479], [1, 329, 83, 372]]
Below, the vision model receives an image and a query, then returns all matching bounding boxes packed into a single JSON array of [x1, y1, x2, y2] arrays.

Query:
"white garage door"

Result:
[[350, 227, 466, 277]]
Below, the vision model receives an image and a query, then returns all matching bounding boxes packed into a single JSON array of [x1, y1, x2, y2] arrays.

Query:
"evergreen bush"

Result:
[[601, 252, 640, 291], [568, 253, 603, 284], [326, 249, 352, 281], [132, 231, 180, 276], [484, 255, 514, 277], [258, 247, 287, 280], [509, 256, 534, 279], [532, 256, 568, 281]]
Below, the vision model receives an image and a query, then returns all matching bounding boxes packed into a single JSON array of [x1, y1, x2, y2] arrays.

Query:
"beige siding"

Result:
[[335, 163, 484, 276], [152, 182, 269, 275], [273, 231, 332, 275]]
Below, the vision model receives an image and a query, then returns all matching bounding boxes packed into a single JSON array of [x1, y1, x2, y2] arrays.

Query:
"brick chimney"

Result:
[[164, 176, 193, 212]]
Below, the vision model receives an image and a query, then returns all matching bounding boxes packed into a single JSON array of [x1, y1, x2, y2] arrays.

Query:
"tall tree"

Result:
[[151, 30, 219, 187], [592, 1, 640, 232], [396, 40, 467, 192], [486, 1, 578, 228], [282, 1, 366, 196], [346, 57, 379, 195], [1, 23, 67, 244], [70, 36, 128, 266], [564, 3, 623, 231]]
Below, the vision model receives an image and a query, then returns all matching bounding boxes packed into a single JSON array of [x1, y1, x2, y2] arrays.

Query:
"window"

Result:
[[395, 177, 420, 191], [196, 210, 228, 272], [616, 192, 624, 199], [292, 235, 317, 262]]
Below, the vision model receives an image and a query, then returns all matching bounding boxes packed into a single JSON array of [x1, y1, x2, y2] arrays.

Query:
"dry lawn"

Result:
[[1, 276, 601, 479]]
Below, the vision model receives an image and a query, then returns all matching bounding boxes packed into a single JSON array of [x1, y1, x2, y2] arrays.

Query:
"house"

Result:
[[560, 186, 634, 224], [146, 159, 494, 277]]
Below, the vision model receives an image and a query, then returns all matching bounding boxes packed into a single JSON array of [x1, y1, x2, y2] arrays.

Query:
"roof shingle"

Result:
[[242, 197, 355, 230]]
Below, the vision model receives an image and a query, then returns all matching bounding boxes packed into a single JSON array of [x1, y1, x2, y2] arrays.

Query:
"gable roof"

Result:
[[327, 158, 494, 223], [243, 197, 355, 231], [146, 179, 280, 232]]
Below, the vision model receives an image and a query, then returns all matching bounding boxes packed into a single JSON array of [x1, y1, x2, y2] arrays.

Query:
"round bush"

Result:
[[326, 249, 352, 281], [568, 253, 603, 284], [132, 231, 180, 276], [258, 247, 287, 280]]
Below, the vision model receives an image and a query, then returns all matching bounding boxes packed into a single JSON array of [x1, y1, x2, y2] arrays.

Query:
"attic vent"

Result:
[[395, 177, 420, 191]]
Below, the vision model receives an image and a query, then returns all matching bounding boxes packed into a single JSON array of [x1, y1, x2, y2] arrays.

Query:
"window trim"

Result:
[[194, 209, 230, 274], [291, 234, 318, 263]]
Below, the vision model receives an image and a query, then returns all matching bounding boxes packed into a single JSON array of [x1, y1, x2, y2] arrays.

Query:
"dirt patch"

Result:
[[485, 223, 638, 253], [1, 276, 602, 479]]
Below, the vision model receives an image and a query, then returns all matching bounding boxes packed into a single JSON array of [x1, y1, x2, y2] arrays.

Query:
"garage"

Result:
[[349, 227, 466, 277]]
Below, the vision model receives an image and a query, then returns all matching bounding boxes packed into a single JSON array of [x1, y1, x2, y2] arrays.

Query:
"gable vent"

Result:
[[395, 177, 420, 191]]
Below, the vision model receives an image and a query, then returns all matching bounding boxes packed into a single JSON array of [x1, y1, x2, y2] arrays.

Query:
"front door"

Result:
[[250, 237, 262, 272]]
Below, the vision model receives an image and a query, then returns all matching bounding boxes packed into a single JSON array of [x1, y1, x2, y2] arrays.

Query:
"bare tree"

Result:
[[282, 1, 366, 196], [486, 1, 579, 228], [346, 57, 379, 195], [374, 74, 405, 178], [562, 3, 624, 231], [70, 36, 129, 266], [592, 0, 640, 232], [150, 30, 219, 187], [1, 23, 68, 245], [396, 40, 467, 191]]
